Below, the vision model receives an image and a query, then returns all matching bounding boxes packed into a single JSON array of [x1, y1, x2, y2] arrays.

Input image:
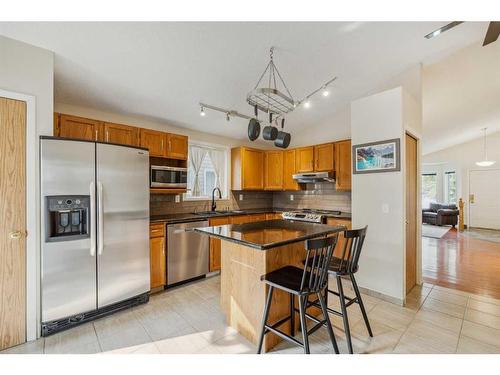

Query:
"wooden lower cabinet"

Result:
[[150, 223, 166, 289], [208, 216, 231, 272], [326, 218, 352, 258]]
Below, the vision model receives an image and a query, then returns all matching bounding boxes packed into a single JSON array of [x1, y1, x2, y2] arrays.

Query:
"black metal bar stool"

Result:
[[307, 226, 372, 354], [256, 235, 340, 354]]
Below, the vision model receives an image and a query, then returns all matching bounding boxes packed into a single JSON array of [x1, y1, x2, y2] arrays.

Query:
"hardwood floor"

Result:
[[423, 228, 500, 300]]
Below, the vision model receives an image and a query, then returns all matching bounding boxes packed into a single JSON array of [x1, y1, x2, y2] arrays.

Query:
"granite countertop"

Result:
[[150, 208, 351, 224], [193, 219, 346, 250]]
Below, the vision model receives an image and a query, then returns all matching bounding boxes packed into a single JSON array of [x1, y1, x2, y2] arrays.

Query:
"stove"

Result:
[[281, 209, 343, 223]]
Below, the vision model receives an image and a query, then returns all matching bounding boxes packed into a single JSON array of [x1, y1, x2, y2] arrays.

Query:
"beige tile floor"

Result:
[[2, 275, 500, 354]]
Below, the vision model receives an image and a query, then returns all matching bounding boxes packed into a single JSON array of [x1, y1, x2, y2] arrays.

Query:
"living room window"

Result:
[[421, 173, 437, 208], [184, 141, 229, 200], [444, 171, 457, 204]]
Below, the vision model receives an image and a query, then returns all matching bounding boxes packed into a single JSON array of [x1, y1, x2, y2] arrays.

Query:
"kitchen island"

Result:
[[194, 219, 345, 352]]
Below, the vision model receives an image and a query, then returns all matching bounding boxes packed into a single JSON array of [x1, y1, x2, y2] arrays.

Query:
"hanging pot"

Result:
[[247, 105, 261, 141], [263, 126, 278, 140], [274, 131, 291, 148]]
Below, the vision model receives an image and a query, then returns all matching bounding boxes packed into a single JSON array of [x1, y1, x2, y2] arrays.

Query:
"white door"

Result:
[[469, 169, 500, 230]]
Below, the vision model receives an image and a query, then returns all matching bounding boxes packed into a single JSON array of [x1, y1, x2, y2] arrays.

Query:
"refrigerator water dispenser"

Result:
[[45, 195, 90, 242]]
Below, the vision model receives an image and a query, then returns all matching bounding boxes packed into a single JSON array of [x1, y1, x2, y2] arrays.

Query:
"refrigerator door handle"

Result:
[[97, 181, 104, 255], [89, 181, 96, 257]]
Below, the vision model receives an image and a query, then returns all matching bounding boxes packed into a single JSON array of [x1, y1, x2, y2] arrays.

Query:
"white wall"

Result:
[[0, 35, 54, 341], [351, 86, 422, 303], [423, 130, 500, 226]]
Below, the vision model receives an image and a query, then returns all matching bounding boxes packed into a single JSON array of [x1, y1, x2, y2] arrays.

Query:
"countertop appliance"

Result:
[[167, 220, 209, 286], [281, 209, 343, 224], [292, 171, 334, 183], [150, 165, 187, 188], [40, 137, 150, 336]]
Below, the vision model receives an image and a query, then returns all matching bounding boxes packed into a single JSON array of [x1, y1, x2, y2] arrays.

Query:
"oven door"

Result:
[[151, 166, 187, 188]]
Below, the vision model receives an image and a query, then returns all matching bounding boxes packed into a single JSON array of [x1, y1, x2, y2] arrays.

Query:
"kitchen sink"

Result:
[[193, 211, 227, 216]]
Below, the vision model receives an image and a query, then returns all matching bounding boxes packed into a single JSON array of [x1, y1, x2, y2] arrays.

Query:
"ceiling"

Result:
[[422, 39, 500, 155], [0, 22, 490, 142]]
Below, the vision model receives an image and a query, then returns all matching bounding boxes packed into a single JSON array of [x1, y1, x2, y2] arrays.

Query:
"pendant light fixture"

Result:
[[475, 128, 496, 167]]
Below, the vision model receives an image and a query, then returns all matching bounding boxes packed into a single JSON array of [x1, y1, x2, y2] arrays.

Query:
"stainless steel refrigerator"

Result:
[[40, 137, 150, 336]]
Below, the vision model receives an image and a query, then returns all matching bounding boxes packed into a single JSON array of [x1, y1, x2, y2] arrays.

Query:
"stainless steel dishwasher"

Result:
[[167, 220, 209, 286]]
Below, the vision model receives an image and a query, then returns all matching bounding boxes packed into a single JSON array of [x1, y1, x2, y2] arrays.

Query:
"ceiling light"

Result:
[[200, 106, 206, 117], [322, 88, 330, 97], [303, 100, 311, 109], [475, 127, 496, 167]]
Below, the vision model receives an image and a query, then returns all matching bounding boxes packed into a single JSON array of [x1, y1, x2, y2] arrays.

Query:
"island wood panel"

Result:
[[283, 149, 300, 191], [295, 146, 314, 173], [103, 122, 139, 146], [335, 140, 352, 191], [264, 150, 284, 190], [220, 239, 322, 352], [314, 143, 334, 172], [0, 97, 26, 350]]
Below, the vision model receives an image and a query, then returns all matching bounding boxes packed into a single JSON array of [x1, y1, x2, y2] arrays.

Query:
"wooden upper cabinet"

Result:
[[139, 128, 167, 157], [264, 150, 284, 190], [335, 140, 352, 191], [296, 146, 315, 173], [283, 149, 300, 191], [103, 122, 139, 146], [56, 113, 102, 141], [314, 142, 335, 172], [166, 133, 188, 160], [231, 147, 264, 190]]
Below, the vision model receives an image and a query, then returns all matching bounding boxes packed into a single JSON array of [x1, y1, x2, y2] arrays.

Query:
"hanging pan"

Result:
[[247, 105, 261, 141], [263, 112, 278, 141], [274, 118, 291, 149]]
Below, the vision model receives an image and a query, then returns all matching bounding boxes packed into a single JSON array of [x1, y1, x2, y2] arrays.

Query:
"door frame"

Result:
[[467, 168, 500, 229], [404, 130, 423, 294], [0, 89, 38, 342]]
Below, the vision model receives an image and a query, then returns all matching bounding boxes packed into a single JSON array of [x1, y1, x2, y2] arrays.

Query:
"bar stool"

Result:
[[309, 226, 372, 354], [256, 235, 340, 354]]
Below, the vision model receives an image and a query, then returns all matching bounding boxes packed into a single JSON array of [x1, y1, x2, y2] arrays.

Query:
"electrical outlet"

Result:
[[239, 194, 243, 201], [175, 195, 181, 203], [382, 203, 389, 214], [290, 194, 294, 201]]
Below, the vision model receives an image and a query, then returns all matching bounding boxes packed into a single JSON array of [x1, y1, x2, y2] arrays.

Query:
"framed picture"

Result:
[[352, 138, 401, 174]]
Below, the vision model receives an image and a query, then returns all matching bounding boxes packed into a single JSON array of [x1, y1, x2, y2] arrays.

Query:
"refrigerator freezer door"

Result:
[[41, 138, 97, 322], [96, 143, 150, 308]]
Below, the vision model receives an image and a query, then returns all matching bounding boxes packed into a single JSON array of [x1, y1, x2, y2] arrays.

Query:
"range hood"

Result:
[[292, 171, 335, 183]]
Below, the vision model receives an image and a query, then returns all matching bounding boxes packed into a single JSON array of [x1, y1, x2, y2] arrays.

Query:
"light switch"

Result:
[[290, 194, 294, 201], [382, 203, 389, 214], [175, 195, 181, 203], [239, 194, 243, 201]]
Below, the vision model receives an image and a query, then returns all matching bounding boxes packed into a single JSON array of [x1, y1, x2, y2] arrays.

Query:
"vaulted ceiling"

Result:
[[0, 22, 490, 145]]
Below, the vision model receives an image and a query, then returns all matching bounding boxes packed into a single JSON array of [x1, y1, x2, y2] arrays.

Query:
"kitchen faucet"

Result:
[[211, 187, 222, 211]]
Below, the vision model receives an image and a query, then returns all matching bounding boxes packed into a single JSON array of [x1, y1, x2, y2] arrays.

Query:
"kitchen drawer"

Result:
[[150, 223, 165, 238]]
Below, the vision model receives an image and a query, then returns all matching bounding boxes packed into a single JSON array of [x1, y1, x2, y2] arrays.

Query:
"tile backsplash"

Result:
[[150, 191, 273, 216], [272, 183, 351, 212], [150, 183, 350, 216]]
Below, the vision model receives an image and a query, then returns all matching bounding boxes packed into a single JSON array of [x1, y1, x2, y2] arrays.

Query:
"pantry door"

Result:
[[0, 97, 27, 350]]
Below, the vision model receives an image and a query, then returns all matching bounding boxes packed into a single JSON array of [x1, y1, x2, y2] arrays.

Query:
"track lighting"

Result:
[[322, 88, 330, 97], [226, 113, 230, 122], [200, 106, 206, 117], [303, 100, 311, 109]]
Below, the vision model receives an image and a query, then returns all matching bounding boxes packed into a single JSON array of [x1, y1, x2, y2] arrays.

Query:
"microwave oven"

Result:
[[150, 165, 187, 188]]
